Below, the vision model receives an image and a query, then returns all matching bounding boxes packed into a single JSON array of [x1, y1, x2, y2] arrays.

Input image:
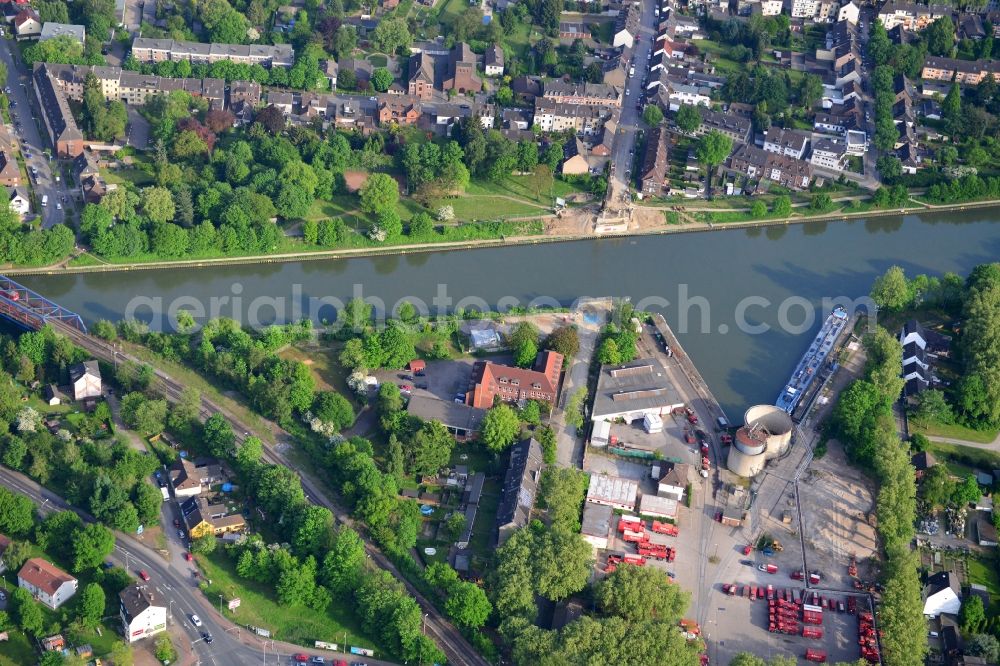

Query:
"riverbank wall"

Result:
[[5, 198, 998, 276], [650, 312, 730, 427]]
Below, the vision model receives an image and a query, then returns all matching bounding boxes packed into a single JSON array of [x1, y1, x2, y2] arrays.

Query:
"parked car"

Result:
[[293, 655, 310, 664], [399, 373, 413, 380], [415, 383, 428, 390], [310, 658, 326, 665], [399, 384, 412, 392], [184, 552, 193, 562]]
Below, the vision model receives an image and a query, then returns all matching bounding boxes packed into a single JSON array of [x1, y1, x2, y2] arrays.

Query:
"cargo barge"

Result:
[[775, 307, 849, 416]]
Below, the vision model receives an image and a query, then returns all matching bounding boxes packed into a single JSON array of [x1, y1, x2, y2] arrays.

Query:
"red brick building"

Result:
[[466, 350, 563, 409]]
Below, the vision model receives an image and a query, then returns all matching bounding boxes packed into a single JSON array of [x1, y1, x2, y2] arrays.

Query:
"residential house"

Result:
[[809, 137, 847, 170], [542, 80, 621, 107], [8, 188, 28, 216], [455, 472, 484, 549], [33, 64, 83, 158], [168, 457, 221, 498], [378, 98, 422, 126], [838, 0, 860, 23], [42, 384, 63, 405], [696, 107, 752, 144], [465, 350, 563, 409], [729, 144, 813, 190], [319, 59, 337, 89], [763, 127, 810, 159], [0, 151, 19, 187], [495, 437, 544, 545], [602, 47, 631, 88], [640, 126, 669, 195], [13, 8, 40, 38], [340, 59, 374, 89], [183, 496, 246, 539], [663, 82, 710, 111], [900, 319, 949, 397], [561, 137, 590, 176], [533, 97, 614, 134], [558, 22, 588, 40], [18, 558, 77, 609], [922, 571, 962, 617], [959, 12, 987, 40], [39, 22, 85, 44], [845, 128, 868, 155], [877, 1, 950, 30], [120, 584, 167, 643], [921, 56, 1000, 85], [484, 44, 504, 76], [657, 462, 694, 501], [406, 395, 486, 441], [591, 118, 616, 156], [591, 358, 684, 423], [267, 91, 294, 115], [229, 80, 261, 107], [613, 4, 640, 48], [130, 38, 294, 68], [69, 360, 101, 401], [759, 0, 784, 15], [442, 42, 481, 94], [511, 75, 542, 102]]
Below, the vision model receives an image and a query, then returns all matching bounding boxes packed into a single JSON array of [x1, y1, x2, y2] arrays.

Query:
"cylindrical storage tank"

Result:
[[727, 446, 765, 478], [744, 405, 794, 460], [734, 426, 766, 456]]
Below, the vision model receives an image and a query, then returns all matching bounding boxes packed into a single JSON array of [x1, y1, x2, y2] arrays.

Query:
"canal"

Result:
[[18, 210, 1000, 418]]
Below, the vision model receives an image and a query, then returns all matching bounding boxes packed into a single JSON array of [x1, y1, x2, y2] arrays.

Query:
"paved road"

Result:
[[606, 0, 657, 209], [858, 8, 880, 187], [49, 320, 488, 666], [0, 38, 73, 229]]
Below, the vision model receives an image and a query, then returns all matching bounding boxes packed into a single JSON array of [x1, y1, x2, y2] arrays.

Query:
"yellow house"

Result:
[[185, 498, 246, 540]]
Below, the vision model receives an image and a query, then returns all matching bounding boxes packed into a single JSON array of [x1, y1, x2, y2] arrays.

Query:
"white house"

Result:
[[922, 571, 961, 618], [8, 188, 28, 217], [69, 360, 102, 401], [13, 10, 42, 39], [18, 558, 77, 610], [760, 0, 784, 15], [666, 83, 711, 111], [657, 463, 694, 501], [39, 22, 86, 45], [763, 127, 810, 159], [810, 137, 847, 170], [838, 0, 860, 24], [120, 585, 167, 643]]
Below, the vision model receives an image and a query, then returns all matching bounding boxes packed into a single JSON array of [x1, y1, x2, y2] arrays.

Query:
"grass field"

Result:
[[196, 549, 377, 652], [922, 439, 1000, 477], [968, 554, 1000, 601], [467, 175, 588, 206], [441, 195, 547, 220], [915, 421, 999, 445]]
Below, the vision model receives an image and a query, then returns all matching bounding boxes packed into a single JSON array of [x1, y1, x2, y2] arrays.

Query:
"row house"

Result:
[[790, 0, 837, 21], [602, 46, 632, 88], [131, 38, 294, 68], [43, 63, 230, 110], [33, 64, 83, 158], [809, 136, 848, 170], [695, 107, 752, 144], [407, 51, 435, 100], [814, 98, 863, 134], [533, 97, 615, 134], [651, 39, 690, 60], [485, 45, 504, 77], [542, 81, 621, 107], [921, 55, 1000, 85], [661, 82, 711, 111], [658, 10, 704, 40], [640, 126, 670, 195], [613, 4, 640, 48], [763, 126, 810, 159], [877, 1, 950, 30], [729, 144, 812, 191], [838, 0, 861, 24]]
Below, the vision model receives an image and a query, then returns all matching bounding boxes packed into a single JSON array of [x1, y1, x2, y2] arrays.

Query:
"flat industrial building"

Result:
[[586, 474, 638, 511], [591, 358, 684, 422]]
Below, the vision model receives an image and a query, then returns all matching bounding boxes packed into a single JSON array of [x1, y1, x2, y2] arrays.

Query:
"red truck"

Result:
[[651, 521, 678, 536], [791, 570, 804, 580], [758, 563, 778, 574], [622, 530, 647, 544], [766, 584, 775, 600], [805, 649, 827, 663], [723, 584, 736, 595], [809, 572, 822, 584], [802, 604, 823, 625], [618, 516, 643, 532], [802, 627, 823, 639], [685, 408, 698, 424]]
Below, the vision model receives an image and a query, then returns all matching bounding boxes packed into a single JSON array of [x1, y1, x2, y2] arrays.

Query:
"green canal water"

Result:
[[19, 210, 1000, 417]]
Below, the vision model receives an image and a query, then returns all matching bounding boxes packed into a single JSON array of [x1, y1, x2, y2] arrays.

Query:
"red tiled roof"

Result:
[[466, 350, 563, 409], [18, 558, 75, 594]]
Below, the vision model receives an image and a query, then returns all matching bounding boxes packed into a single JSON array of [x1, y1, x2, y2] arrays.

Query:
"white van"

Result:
[[41, 195, 48, 207]]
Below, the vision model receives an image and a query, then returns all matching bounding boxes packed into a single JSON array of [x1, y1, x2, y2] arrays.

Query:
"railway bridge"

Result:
[[0, 275, 87, 334]]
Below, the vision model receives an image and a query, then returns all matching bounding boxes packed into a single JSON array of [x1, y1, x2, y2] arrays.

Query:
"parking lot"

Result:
[[371, 354, 513, 404]]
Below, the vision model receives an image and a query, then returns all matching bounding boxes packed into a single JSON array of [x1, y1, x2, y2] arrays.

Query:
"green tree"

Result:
[[312, 391, 355, 430], [918, 464, 954, 508], [445, 582, 492, 629], [798, 73, 824, 110], [321, 526, 366, 594], [154, 635, 178, 664], [508, 321, 540, 368], [12, 587, 43, 637], [642, 104, 664, 127], [597, 565, 689, 622], [481, 403, 521, 452], [967, 634, 1000, 662], [961, 595, 987, 634], [72, 523, 115, 572], [540, 468, 586, 531], [371, 68, 393, 92], [564, 388, 587, 429], [871, 265, 911, 311], [695, 130, 733, 195], [675, 104, 701, 133], [445, 511, 467, 541], [371, 18, 412, 54], [545, 326, 579, 365], [407, 420, 455, 476], [771, 195, 792, 217], [0, 487, 35, 536], [359, 173, 399, 215], [78, 583, 106, 628], [926, 16, 956, 56], [141, 187, 175, 224], [191, 534, 217, 554], [910, 389, 952, 425], [953, 474, 982, 506]]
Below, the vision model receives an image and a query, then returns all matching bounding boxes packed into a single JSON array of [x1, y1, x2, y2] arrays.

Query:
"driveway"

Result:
[[0, 38, 74, 229], [127, 106, 151, 150]]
